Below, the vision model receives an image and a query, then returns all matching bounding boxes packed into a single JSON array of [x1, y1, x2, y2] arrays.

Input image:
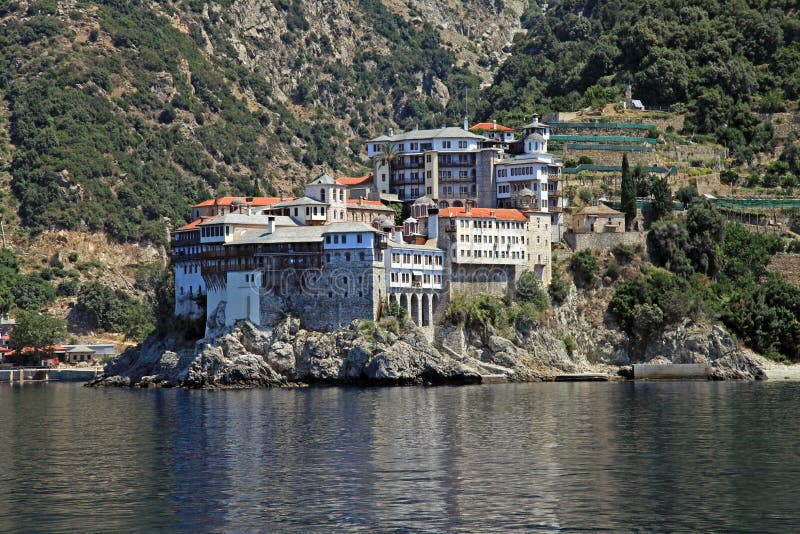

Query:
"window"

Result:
[[345, 253, 351, 261], [410, 142, 418, 150], [326, 235, 331, 244], [294, 208, 298, 217], [334, 235, 339, 244], [341, 235, 347, 244], [442, 141, 451, 149], [458, 140, 467, 148], [321, 189, 326, 202], [357, 234, 363, 243]]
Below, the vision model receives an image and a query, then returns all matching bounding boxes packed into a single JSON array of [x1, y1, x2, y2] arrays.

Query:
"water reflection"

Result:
[[1, 382, 799, 531]]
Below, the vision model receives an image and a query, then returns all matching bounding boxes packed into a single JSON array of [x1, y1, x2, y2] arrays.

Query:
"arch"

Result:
[[399, 294, 409, 318], [410, 294, 420, 326], [421, 294, 430, 327], [438, 200, 449, 209], [452, 200, 464, 208]]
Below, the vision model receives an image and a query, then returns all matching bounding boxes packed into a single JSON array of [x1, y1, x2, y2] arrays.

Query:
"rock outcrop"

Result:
[[92, 287, 769, 389], [92, 318, 482, 388]]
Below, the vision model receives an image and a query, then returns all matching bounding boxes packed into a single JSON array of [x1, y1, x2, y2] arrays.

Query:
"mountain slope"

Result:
[[481, 0, 800, 125], [0, 0, 524, 242]]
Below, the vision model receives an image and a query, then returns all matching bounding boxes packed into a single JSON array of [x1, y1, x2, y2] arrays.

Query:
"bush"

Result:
[[384, 300, 407, 319], [563, 335, 577, 356], [570, 249, 598, 286], [77, 282, 154, 340], [548, 264, 568, 305], [515, 270, 549, 312], [12, 274, 56, 311], [56, 279, 79, 297]]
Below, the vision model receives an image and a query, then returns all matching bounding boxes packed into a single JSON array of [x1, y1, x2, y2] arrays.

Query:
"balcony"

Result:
[[438, 159, 475, 168], [171, 252, 201, 262], [392, 160, 426, 171]]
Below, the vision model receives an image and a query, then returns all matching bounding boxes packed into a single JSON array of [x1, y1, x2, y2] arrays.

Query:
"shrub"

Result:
[[12, 274, 56, 311], [611, 243, 637, 263], [56, 279, 79, 297], [570, 249, 598, 286], [384, 300, 407, 319], [563, 335, 577, 356], [548, 264, 568, 305], [515, 270, 549, 312]]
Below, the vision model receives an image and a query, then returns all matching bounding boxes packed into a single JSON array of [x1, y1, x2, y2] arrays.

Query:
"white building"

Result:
[[367, 126, 499, 207]]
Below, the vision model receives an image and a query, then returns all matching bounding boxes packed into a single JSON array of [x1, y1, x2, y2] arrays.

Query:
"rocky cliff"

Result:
[[91, 285, 768, 388]]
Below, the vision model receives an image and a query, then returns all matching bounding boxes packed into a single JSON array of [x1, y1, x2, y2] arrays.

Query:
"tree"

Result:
[[570, 249, 598, 287], [12, 274, 56, 311], [676, 186, 697, 209], [515, 270, 549, 312], [650, 177, 673, 221], [685, 200, 726, 276], [620, 154, 636, 230], [8, 310, 66, 364], [548, 264, 568, 305]]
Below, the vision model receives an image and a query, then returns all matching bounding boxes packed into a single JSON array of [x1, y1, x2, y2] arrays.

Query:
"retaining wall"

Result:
[[564, 231, 646, 252]]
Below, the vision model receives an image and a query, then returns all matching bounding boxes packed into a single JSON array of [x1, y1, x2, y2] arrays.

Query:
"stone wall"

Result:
[[564, 230, 645, 252], [258, 262, 384, 331]]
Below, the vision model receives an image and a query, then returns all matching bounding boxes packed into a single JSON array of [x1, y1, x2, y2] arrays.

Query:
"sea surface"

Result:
[[1, 381, 799, 532]]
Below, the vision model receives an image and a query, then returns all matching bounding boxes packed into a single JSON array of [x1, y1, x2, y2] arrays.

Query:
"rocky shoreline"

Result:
[[90, 288, 769, 389]]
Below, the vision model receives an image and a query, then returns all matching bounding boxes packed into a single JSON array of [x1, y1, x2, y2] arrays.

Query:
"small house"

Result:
[[572, 204, 625, 234], [64, 346, 97, 364]]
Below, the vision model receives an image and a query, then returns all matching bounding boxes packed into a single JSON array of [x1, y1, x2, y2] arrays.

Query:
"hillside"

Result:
[[481, 0, 800, 128], [0, 0, 528, 243]]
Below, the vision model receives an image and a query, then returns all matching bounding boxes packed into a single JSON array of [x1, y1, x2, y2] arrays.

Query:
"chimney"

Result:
[[493, 119, 497, 130], [463, 116, 468, 131], [428, 207, 439, 241], [268, 216, 275, 234], [394, 229, 404, 243], [388, 127, 394, 136], [465, 203, 472, 215], [532, 114, 539, 126]]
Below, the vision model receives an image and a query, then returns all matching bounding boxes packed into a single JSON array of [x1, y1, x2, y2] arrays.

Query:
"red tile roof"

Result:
[[6, 345, 66, 356], [470, 122, 514, 133], [438, 207, 527, 221], [337, 174, 372, 186], [176, 218, 204, 232], [192, 197, 285, 208]]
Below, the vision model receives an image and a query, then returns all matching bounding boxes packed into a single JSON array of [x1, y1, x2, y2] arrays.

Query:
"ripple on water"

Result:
[[1, 381, 799, 532]]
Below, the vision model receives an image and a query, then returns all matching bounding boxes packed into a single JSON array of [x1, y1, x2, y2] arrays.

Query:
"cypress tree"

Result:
[[620, 154, 636, 230]]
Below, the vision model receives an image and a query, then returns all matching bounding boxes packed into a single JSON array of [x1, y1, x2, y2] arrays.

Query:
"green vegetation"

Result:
[[563, 335, 577, 356], [383, 300, 407, 319], [481, 0, 796, 159], [445, 273, 551, 333], [0, 249, 57, 313], [612, 200, 799, 360], [8, 310, 67, 364], [620, 154, 636, 230], [570, 249, 598, 287], [77, 282, 154, 341], [548, 264, 568, 305]]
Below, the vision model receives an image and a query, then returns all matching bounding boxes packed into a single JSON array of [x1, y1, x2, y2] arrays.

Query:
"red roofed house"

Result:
[[469, 120, 515, 145], [345, 197, 395, 225], [435, 204, 552, 290]]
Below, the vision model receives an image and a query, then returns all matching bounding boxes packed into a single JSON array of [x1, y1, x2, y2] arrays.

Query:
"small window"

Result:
[[357, 234, 363, 244]]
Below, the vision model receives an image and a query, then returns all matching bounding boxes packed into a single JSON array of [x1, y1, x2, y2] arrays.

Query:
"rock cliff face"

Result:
[[92, 285, 768, 389]]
